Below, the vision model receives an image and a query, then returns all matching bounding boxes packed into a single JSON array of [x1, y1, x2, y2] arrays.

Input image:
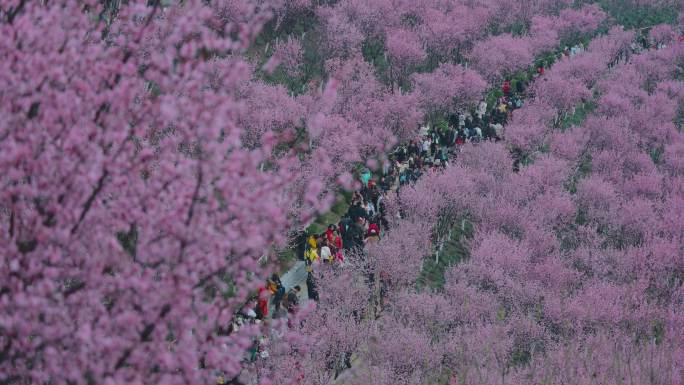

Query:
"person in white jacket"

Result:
[[477, 100, 487, 120], [320, 239, 333, 263]]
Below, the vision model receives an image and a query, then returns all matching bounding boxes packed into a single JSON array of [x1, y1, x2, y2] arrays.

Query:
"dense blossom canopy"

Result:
[[2, 0, 684, 384], [412, 63, 486, 117]]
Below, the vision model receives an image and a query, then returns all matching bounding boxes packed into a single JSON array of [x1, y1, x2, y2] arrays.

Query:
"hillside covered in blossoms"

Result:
[[2, 1, 684, 384]]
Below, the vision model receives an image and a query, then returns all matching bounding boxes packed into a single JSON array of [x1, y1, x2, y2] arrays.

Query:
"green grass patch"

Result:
[[417, 220, 473, 290], [306, 193, 352, 235], [560, 100, 596, 131], [597, 1, 678, 30]]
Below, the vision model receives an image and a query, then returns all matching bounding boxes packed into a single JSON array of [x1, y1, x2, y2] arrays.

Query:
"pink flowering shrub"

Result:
[[469, 34, 534, 82], [411, 63, 487, 117]]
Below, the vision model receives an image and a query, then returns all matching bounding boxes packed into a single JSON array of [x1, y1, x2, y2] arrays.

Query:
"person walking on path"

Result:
[[306, 271, 319, 301]]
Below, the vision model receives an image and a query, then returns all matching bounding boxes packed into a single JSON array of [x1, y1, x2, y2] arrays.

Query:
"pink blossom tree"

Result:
[[529, 15, 561, 55], [557, 3, 607, 43], [237, 81, 306, 148], [411, 63, 487, 122], [8, 1, 684, 384], [529, 72, 592, 114], [316, 6, 364, 59], [0, 1, 333, 384], [385, 27, 427, 90], [419, 5, 489, 61], [268, 36, 304, 77], [468, 34, 534, 82]]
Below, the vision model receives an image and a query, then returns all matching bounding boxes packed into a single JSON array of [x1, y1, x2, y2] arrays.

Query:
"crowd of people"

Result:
[[283, 74, 535, 300], [219, 28, 675, 381], [227, 63, 541, 367]]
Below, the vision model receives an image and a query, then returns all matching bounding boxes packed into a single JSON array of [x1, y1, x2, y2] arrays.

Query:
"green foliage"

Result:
[[508, 20, 531, 37], [575, 207, 588, 226], [508, 347, 532, 367], [221, 274, 237, 300], [306, 194, 351, 235], [578, 152, 592, 176], [540, 52, 558, 68], [566, 152, 592, 194], [417, 220, 472, 290], [435, 117, 449, 134], [674, 103, 684, 131], [252, 9, 324, 95], [203, 271, 238, 302], [401, 12, 421, 28], [496, 306, 507, 322], [277, 247, 297, 266], [262, 66, 299, 92], [255, 8, 316, 46], [362, 36, 391, 82], [652, 319, 666, 345], [560, 100, 597, 131], [594, 1, 679, 29], [299, 28, 326, 84], [487, 89, 503, 108], [520, 152, 537, 167], [510, 71, 528, 92], [511, 147, 534, 173], [649, 145, 665, 165]]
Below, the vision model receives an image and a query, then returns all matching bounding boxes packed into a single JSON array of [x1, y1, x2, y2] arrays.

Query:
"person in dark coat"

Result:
[[347, 219, 365, 251], [272, 274, 285, 311], [306, 272, 319, 301], [347, 202, 368, 223], [339, 216, 353, 248], [516, 79, 526, 94], [294, 230, 308, 261], [285, 286, 301, 314], [447, 127, 457, 147]]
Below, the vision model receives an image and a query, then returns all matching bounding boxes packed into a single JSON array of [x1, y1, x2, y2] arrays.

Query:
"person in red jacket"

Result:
[[368, 222, 380, 236], [256, 287, 269, 320], [502, 80, 511, 96], [325, 224, 336, 243]]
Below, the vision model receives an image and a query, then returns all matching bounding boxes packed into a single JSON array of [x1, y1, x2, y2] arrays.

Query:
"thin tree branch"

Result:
[[71, 169, 109, 234], [185, 167, 203, 226], [4, 0, 26, 24]]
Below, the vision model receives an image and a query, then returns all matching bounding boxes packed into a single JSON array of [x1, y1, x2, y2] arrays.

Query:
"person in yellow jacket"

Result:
[[304, 247, 319, 264], [498, 102, 507, 114], [305, 234, 321, 263]]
